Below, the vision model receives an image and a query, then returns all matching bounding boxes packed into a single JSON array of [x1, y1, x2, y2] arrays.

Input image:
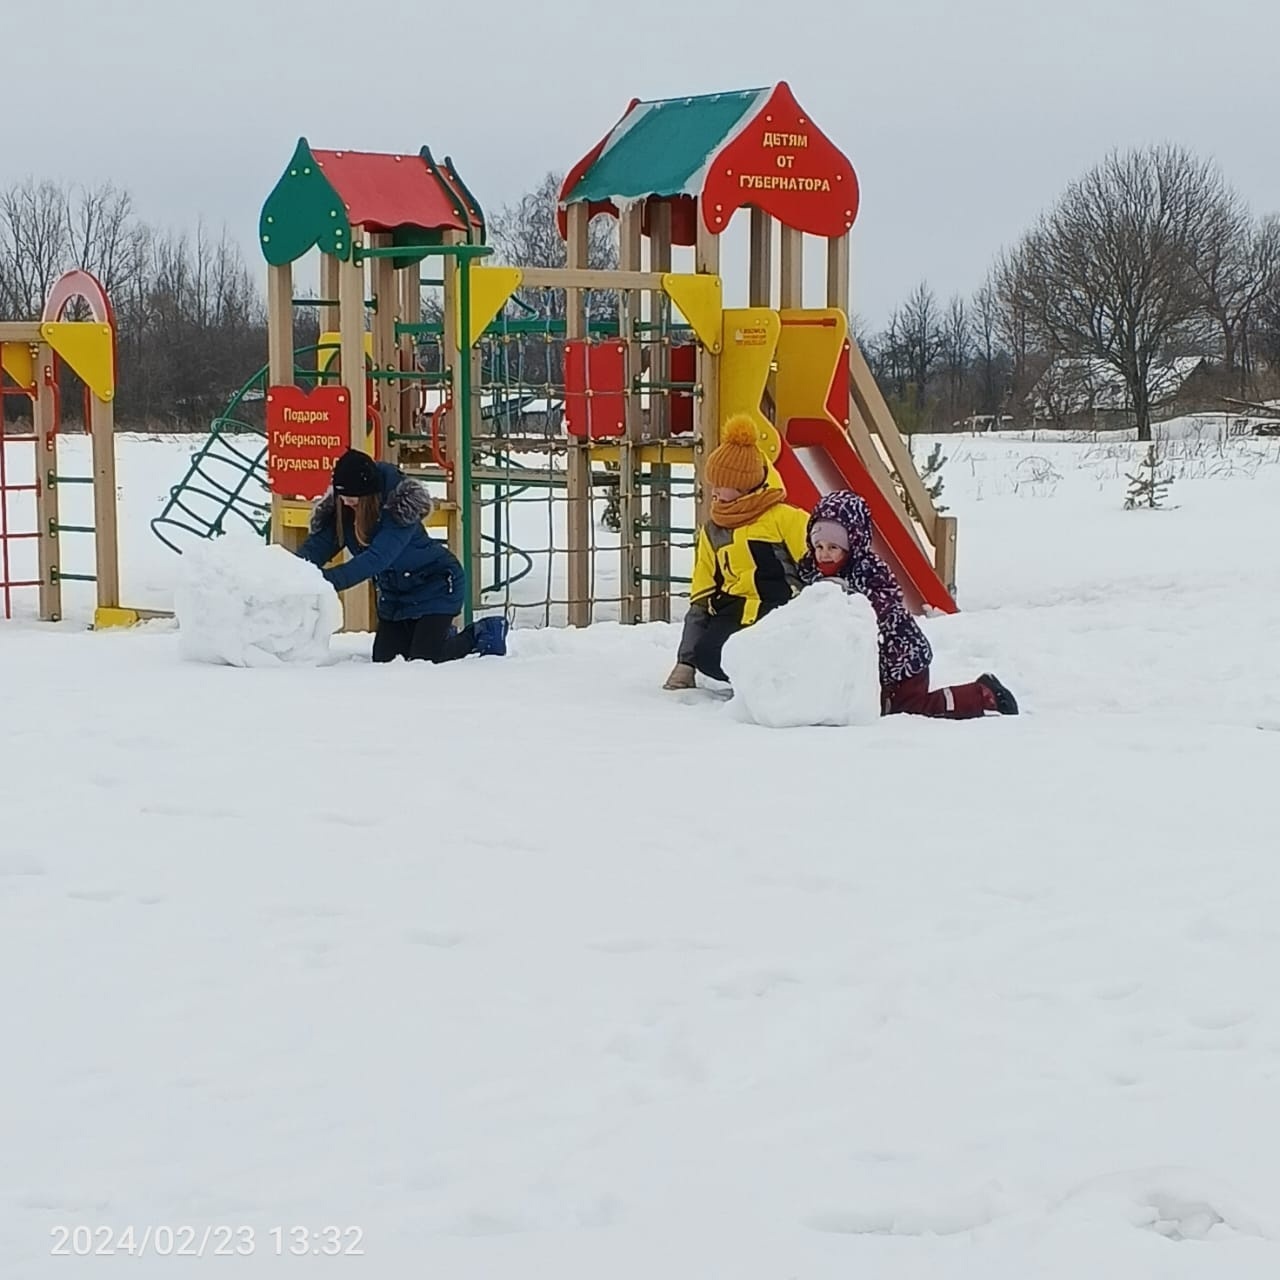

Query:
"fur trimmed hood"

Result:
[[309, 463, 435, 533], [384, 477, 435, 527]]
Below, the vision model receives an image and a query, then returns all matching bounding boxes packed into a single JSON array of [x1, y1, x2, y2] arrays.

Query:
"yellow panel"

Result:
[[39, 322, 115, 400], [1, 341, 35, 391], [661, 272, 723, 352], [317, 330, 373, 373], [279, 502, 314, 529], [775, 308, 849, 434], [425, 506, 451, 529], [591, 441, 697, 465], [93, 606, 140, 629], [718, 308, 781, 461], [457, 267, 523, 349]]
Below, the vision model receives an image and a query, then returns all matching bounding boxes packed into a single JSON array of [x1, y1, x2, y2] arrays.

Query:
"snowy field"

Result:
[[4, 426, 1280, 1277]]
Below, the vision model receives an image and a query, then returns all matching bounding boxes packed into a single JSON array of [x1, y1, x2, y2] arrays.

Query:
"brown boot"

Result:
[[662, 662, 696, 691]]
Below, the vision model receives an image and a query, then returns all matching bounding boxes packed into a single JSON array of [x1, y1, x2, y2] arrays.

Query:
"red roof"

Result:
[[311, 149, 471, 234]]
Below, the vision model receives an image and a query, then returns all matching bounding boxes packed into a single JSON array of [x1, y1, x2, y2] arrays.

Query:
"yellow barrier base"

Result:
[[92, 606, 173, 630]]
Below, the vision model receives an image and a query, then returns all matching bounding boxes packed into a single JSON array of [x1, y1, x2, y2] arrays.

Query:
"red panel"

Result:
[[701, 82, 860, 238], [775, 420, 957, 616], [311, 150, 469, 234], [564, 340, 628, 438], [669, 344, 697, 433], [266, 385, 351, 500]]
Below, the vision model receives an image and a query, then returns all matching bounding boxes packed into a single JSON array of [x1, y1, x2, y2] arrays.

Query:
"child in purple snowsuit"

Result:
[[797, 490, 1018, 718]]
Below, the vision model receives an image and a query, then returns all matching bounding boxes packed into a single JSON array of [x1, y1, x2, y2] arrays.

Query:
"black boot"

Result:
[[978, 673, 1019, 715]]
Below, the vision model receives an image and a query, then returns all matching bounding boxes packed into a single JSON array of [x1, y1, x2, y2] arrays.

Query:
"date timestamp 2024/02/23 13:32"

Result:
[[50, 1224, 365, 1257]]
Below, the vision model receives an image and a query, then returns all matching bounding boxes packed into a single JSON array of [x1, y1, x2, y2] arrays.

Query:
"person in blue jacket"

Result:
[[297, 449, 507, 664]]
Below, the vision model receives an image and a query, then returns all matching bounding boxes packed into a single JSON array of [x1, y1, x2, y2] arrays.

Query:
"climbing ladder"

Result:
[[0, 382, 40, 619], [149, 363, 273, 553]]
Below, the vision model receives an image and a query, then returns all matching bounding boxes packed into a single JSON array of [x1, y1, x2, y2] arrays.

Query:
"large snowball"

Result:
[[174, 538, 342, 668], [721, 581, 881, 728]]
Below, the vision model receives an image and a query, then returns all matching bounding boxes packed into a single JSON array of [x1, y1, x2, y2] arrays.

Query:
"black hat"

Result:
[[332, 449, 380, 497]]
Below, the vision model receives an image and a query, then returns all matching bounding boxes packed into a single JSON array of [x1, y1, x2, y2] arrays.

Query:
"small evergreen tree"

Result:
[[1124, 444, 1173, 509], [896, 438, 948, 519]]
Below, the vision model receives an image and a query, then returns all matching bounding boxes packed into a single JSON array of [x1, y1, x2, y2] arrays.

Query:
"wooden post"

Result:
[[826, 234, 851, 314], [694, 211, 721, 535], [89, 392, 120, 610], [441, 233, 463, 562], [749, 208, 772, 307], [33, 345, 60, 621], [617, 203, 644, 624], [564, 203, 592, 627], [936, 514, 958, 598], [779, 227, 804, 309], [266, 261, 297, 549], [646, 199, 673, 622], [338, 237, 373, 633]]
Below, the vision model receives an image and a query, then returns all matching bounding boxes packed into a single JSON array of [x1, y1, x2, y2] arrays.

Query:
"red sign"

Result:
[[701, 81, 860, 239], [266, 385, 351, 499]]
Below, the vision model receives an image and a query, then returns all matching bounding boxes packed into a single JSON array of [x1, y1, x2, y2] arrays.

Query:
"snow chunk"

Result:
[[174, 538, 341, 668], [721, 581, 880, 728]]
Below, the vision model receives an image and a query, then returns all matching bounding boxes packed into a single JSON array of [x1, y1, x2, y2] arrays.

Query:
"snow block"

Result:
[[174, 538, 342, 668], [721, 581, 881, 728]]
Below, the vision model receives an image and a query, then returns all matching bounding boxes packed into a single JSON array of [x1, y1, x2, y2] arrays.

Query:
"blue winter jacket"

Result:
[[296, 462, 465, 621]]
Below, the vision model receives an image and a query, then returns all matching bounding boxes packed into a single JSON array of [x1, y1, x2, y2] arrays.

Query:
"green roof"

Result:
[[565, 88, 768, 205]]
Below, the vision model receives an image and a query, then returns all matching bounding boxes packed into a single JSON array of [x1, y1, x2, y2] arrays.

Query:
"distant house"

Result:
[[1027, 356, 1213, 429]]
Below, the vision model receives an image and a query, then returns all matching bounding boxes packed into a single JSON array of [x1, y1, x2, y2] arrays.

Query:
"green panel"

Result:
[[567, 89, 763, 204], [259, 138, 354, 265]]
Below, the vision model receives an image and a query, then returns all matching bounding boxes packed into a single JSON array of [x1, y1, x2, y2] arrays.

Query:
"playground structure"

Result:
[[150, 82, 958, 630], [0, 270, 139, 627]]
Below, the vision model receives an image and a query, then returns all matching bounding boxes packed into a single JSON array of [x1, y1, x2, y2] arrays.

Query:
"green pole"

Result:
[[459, 258, 474, 626]]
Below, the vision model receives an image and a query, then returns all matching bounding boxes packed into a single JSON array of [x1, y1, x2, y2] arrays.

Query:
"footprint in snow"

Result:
[[405, 928, 465, 948], [1051, 1167, 1276, 1241], [806, 1199, 997, 1237], [711, 968, 802, 999]]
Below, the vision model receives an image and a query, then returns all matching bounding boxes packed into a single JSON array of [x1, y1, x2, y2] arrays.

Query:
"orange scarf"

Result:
[[711, 486, 783, 529]]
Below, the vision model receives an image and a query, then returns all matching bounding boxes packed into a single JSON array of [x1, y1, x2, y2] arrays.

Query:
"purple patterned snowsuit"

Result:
[[796, 490, 933, 688]]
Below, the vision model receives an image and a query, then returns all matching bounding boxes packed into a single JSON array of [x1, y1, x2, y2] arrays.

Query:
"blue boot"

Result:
[[473, 615, 509, 657]]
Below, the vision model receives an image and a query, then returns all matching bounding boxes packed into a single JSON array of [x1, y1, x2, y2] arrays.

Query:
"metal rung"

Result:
[[51, 570, 95, 583], [52, 523, 95, 535], [49, 473, 93, 486]]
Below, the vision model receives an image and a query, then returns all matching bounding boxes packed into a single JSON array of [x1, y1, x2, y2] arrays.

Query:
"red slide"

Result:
[[773, 417, 958, 616]]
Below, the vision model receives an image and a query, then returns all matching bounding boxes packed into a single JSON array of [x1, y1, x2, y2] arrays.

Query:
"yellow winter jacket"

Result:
[[690, 496, 811, 625]]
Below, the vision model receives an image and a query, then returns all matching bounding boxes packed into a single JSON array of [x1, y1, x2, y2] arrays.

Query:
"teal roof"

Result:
[[565, 88, 768, 204]]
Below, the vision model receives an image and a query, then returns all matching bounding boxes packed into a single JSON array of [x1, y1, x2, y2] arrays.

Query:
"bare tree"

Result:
[[1194, 211, 1280, 392], [898, 280, 944, 396], [0, 179, 71, 317], [972, 283, 1011, 419], [940, 294, 970, 421], [989, 247, 1037, 414], [489, 171, 618, 319], [1016, 145, 1228, 441]]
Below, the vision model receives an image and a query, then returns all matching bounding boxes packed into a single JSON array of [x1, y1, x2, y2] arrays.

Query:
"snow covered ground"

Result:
[[4, 429, 1280, 1277]]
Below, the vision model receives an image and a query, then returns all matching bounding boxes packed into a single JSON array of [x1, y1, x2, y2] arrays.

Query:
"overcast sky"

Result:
[[15, 0, 1278, 329]]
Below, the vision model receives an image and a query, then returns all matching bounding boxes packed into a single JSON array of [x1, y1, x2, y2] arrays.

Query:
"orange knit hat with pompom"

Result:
[[706, 415, 767, 492]]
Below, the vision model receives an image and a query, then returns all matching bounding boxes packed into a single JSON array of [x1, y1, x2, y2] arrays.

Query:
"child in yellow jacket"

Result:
[[663, 415, 810, 689]]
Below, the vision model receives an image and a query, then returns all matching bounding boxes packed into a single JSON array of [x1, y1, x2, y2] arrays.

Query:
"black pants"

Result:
[[677, 600, 750, 683], [372, 615, 476, 664]]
